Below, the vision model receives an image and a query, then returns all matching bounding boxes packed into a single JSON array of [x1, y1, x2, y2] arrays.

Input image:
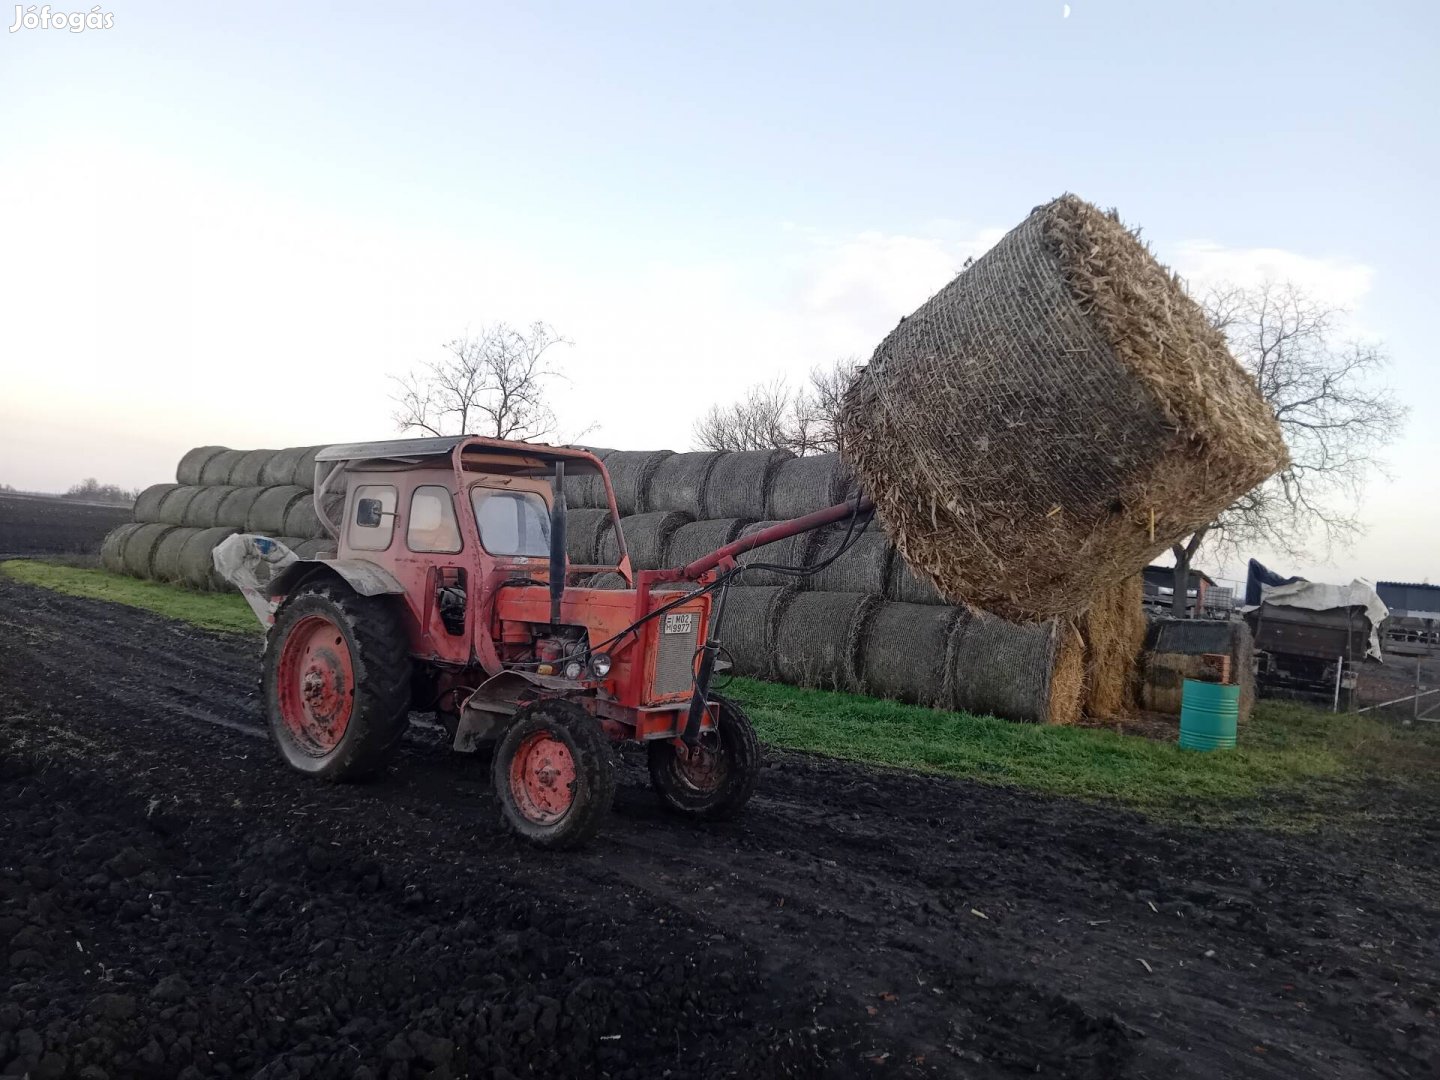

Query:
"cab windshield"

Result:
[[470, 487, 551, 557]]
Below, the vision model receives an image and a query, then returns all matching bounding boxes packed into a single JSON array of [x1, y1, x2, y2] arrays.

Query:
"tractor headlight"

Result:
[[589, 652, 612, 678], [563, 660, 584, 680]]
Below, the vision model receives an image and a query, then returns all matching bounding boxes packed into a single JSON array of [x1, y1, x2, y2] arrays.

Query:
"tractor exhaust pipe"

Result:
[[549, 460, 567, 626]]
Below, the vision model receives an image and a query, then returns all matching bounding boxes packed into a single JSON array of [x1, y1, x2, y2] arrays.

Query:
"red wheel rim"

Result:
[[508, 731, 578, 825], [276, 614, 355, 756], [671, 735, 727, 794]]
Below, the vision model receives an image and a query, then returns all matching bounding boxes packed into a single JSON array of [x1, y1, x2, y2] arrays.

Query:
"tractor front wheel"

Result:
[[493, 699, 615, 849], [648, 695, 760, 820], [263, 583, 413, 781]]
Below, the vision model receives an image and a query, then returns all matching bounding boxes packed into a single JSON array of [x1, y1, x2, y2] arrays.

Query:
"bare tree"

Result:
[[391, 322, 570, 441], [1168, 281, 1406, 615], [693, 359, 858, 456], [63, 478, 140, 505]]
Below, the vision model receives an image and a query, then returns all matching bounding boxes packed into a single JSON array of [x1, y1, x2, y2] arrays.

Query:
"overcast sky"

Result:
[[1, 1, 1434, 585]]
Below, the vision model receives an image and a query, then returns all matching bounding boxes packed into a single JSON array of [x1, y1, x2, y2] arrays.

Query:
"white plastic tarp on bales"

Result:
[[1260, 579, 1390, 660]]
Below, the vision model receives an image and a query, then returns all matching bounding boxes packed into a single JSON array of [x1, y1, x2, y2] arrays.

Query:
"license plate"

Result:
[[663, 612, 697, 635]]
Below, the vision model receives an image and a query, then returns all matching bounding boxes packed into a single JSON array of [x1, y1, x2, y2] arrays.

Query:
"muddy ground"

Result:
[[1, 578, 1437, 1080], [0, 494, 131, 558]]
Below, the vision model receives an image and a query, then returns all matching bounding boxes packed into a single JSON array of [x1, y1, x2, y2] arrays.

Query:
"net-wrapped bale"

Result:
[[133, 484, 179, 523], [733, 520, 822, 588], [293, 537, 335, 560], [565, 508, 614, 566], [290, 446, 326, 489], [664, 518, 749, 570], [585, 571, 628, 590], [599, 511, 690, 570], [178, 527, 239, 591], [150, 526, 199, 583], [283, 492, 345, 539], [199, 449, 246, 485], [156, 486, 206, 526], [215, 487, 268, 529], [647, 451, 722, 515], [1077, 576, 1147, 719], [717, 586, 796, 680], [260, 446, 310, 486], [245, 486, 311, 534], [100, 523, 143, 575], [184, 486, 239, 528], [809, 526, 894, 595], [176, 446, 228, 485], [949, 613, 1084, 725], [228, 449, 278, 487], [1143, 618, 1256, 721], [773, 592, 881, 693], [602, 450, 673, 516], [701, 450, 791, 520], [839, 194, 1288, 621], [561, 447, 615, 509], [121, 523, 178, 579], [765, 453, 855, 520], [861, 603, 961, 707], [887, 562, 947, 606]]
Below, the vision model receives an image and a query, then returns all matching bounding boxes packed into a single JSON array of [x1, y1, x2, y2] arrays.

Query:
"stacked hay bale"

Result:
[[100, 445, 333, 593]]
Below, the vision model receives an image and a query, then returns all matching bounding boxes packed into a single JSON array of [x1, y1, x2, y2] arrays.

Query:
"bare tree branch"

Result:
[[693, 358, 859, 455], [390, 322, 571, 442]]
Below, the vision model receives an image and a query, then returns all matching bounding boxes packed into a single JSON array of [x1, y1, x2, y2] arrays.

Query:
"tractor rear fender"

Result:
[[267, 558, 407, 603]]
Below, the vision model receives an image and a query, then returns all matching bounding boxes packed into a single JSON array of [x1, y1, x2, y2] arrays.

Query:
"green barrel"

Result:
[[1179, 679, 1239, 750]]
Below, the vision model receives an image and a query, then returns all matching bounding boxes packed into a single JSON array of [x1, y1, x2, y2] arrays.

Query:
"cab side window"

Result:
[[407, 485, 462, 554], [349, 484, 397, 551]]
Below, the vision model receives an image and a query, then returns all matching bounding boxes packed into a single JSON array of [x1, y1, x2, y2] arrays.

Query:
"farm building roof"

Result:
[[1376, 581, 1440, 618]]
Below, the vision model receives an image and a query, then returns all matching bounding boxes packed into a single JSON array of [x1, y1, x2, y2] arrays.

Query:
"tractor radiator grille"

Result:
[[650, 607, 702, 700]]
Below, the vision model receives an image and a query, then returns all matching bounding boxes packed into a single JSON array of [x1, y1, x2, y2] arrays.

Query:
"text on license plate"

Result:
[[663, 612, 697, 635]]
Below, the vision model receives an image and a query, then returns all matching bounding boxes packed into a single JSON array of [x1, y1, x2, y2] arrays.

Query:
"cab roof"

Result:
[[316, 436, 604, 475]]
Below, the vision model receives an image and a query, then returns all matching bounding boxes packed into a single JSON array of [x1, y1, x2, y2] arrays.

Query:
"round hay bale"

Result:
[[809, 526, 894, 595], [565, 508, 613, 566], [214, 487, 268, 529], [293, 537, 335, 560], [948, 614, 1082, 724], [100, 523, 143, 574], [283, 492, 344, 538], [887, 561, 946, 605], [839, 194, 1288, 621], [646, 451, 722, 515], [229, 449, 278, 487], [1142, 617, 1255, 720], [773, 592, 880, 693], [182, 486, 238, 528], [561, 447, 615, 509], [199, 448, 246, 485], [602, 450, 673, 516], [133, 484, 179, 522], [175, 446, 228, 485], [664, 518, 749, 571], [732, 520, 822, 588], [260, 446, 309, 486], [715, 585, 795, 680], [156, 486, 206, 526], [290, 446, 326, 489], [765, 453, 856, 520], [1076, 575, 1146, 719], [598, 511, 690, 571], [585, 571, 629, 590], [176, 527, 240, 590], [245, 486, 310, 534], [122, 522, 178, 579], [151, 526, 199, 582], [859, 603, 961, 706], [700, 450, 791, 520]]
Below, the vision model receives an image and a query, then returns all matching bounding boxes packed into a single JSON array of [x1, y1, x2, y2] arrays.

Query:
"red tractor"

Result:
[[219, 436, 871, 848]]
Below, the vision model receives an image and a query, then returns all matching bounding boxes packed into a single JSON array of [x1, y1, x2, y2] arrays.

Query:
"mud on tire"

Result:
[[493, 698, 615, 849], [648, 695, 761, 820], [262, 582, 413, 781]]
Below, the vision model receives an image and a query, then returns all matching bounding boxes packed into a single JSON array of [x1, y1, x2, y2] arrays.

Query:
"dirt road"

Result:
[[2, 578, 1437, 1079]]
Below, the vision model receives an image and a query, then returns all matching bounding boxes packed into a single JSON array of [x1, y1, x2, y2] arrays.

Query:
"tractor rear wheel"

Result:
[[263, 583, 413, 781], [648, 695, 760, 820], [493, 699, 614, 849]]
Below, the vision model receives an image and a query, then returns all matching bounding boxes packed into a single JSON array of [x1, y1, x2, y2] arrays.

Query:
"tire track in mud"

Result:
[[3, 579, 1439, 1079]]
